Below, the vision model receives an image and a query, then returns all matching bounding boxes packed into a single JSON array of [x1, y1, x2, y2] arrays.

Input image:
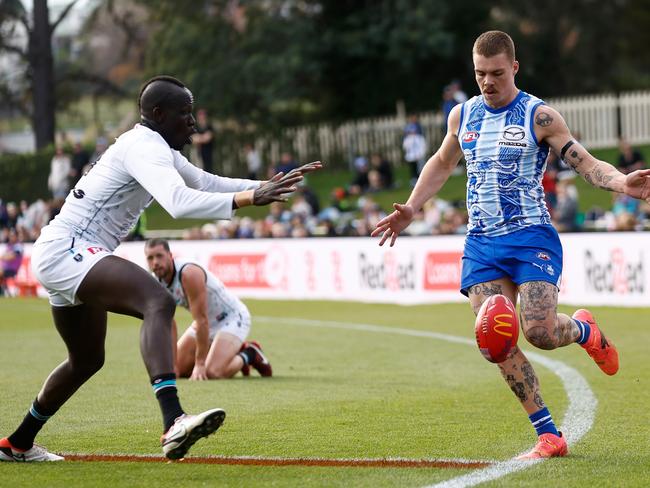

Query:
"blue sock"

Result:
[[529, 407, 559, 437], [574, 319, 591, 345]]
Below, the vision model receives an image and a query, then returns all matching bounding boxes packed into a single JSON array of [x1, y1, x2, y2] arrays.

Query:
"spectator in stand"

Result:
[[403, 122, 427, 186], [348, 156, 370, 195], [0, 228, 23, 296], [48, 145, 72, 200], [553, 175, 579, 232], [296, 185, 320, 216], [617, 137, 646, 174], [192, 109, 215, 173], [15, 199, 50, 242], [369, 153, 394, 189], [403, 114, 424, 136], [3, 201, 20, 233], [275, 152, 299, 176], [449, 79, 468, 104], [266, 201, 292, 224], [244, 143, 262, 180], [441, 85, 457, 124], [367, 169, 384, 193], [69, 141, 90, 187]]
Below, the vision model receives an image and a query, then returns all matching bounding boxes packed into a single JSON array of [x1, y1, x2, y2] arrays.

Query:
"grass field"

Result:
[[1, 298, 649, 487]]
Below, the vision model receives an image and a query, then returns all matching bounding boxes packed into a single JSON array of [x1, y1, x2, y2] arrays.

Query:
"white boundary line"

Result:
[[256, 316, 597, 488]]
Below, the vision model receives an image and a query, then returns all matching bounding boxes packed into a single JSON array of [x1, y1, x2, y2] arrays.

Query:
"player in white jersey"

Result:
[[0, 75, 322, 462], [372, 31, 650, 459], [145, 239, 272, 380]]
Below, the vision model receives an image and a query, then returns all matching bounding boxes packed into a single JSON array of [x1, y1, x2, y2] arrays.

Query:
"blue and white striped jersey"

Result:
[[459, 90, 551, 236]]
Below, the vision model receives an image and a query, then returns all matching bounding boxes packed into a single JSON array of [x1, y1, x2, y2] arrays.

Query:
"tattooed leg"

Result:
[[498, 347, 545, 414], [519, 281, 579, 350]]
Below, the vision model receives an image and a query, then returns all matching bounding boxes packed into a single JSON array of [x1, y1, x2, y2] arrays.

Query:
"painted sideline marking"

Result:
[[63, 453, 491, 469], [256, 316, 597, 488]]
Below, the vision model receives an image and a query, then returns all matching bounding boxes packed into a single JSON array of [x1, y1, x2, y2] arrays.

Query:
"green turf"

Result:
[[0, 298, 649, 487]]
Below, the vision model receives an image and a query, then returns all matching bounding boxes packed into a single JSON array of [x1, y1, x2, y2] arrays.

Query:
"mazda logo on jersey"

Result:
[[498, 125, 527, 148], [502, 126, 525, 141]]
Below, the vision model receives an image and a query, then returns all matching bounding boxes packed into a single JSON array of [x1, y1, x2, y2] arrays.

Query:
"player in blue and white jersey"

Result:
[[0, 75, 321, 462], [373, 31, 650, 459]]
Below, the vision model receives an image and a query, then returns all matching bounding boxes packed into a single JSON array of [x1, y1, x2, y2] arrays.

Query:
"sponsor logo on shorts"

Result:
[[532, 262, 555, 276], [87, 246, 107, 255], [537, 252, 551, 261], [73, 253, 83, 262]]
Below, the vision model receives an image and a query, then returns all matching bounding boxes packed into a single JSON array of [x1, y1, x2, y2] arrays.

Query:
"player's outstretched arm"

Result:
[[536, 105, 633, 194], [371, 106, 463, 246]]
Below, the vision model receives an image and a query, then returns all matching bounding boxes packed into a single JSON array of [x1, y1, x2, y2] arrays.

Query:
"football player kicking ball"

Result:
[[145, 239, 272, 380], [0, 75, 321, 462], [372, 31, 650, 459]]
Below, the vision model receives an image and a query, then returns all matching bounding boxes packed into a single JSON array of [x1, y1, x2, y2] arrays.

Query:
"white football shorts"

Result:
[[31, 237, 112, 307], [184, 309, 251, 343]]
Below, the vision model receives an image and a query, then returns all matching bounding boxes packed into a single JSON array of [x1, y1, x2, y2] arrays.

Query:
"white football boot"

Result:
[[161, 408, 226, 460], [0, 438, 64, 462]]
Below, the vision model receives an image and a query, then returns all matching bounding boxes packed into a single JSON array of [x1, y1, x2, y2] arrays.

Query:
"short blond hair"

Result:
[[473, 31, 515, 61]]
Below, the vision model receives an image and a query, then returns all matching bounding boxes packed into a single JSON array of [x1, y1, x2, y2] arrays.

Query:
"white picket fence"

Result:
[[256, 90, 650, 168]]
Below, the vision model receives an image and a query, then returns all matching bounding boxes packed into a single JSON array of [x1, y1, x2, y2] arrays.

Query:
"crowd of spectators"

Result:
[[2, 137, 649, 254]]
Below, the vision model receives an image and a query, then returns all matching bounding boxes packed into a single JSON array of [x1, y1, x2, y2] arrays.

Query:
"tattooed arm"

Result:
[[534, 105, 650, 201], [533, 105, 626, 192]]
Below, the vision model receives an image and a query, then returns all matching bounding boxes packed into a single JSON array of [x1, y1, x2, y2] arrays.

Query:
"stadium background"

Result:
[[1, 1, 650, 487]]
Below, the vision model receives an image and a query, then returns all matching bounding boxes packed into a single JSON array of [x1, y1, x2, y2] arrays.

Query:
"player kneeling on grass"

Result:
[[145, 239, 271, 380], [0, 75, 322, 463], [372, 31, 650, 460]]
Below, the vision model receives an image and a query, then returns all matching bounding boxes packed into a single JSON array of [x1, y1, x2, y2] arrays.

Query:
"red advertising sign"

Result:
[[423, 252, 462, 291]]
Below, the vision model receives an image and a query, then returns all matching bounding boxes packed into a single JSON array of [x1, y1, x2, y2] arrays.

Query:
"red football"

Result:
[[474, 294, 519, 363]]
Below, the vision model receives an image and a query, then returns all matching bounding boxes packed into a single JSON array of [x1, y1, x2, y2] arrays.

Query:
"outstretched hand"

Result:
[[253, 161, 324, 206], [286, 161, 323, 177], [253, 171, 303, 205], [370, 203, 415, 247], [624, 169, 650, 203]]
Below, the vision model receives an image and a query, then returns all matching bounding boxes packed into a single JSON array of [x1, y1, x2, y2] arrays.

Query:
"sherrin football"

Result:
[[475, 294, 519, 363]]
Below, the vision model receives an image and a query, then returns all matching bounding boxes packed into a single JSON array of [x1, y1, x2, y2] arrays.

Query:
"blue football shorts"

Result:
[[460, 224, 563, 296]]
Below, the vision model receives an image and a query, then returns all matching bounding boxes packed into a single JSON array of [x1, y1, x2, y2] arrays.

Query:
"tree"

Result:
[[0, 0, 79, 149]]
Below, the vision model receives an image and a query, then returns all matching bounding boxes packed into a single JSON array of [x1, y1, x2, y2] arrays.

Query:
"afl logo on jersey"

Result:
[[463, 131, 480, 143]]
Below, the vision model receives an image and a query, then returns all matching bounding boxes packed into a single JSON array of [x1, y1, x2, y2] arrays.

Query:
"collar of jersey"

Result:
[[481, 90, 524, 114]]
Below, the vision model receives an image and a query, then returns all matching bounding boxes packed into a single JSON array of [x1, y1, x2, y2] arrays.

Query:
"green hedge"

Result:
[[0, 149, 53, 203]]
